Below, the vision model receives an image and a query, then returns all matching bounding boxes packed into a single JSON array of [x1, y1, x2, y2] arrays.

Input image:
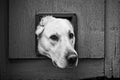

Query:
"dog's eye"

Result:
[[50, 35, 59, 41], [69, 33, 74, 39]]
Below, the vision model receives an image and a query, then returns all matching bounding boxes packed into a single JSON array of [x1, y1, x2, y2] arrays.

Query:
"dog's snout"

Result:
[[66, 52, 78, 67]]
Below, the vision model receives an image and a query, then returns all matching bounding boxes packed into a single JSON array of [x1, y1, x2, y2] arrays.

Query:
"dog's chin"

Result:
[[52, 60, 67, 69], [52, 59, 78, 69]]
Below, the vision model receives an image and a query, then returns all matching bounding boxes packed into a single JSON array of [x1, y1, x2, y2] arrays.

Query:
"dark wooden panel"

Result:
[[9, 0, 104, 58], [7, 59, 104, 80], [0, 0, 8, 80]]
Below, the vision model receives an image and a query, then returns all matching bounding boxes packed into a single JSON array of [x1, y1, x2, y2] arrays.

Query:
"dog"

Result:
[[35, 16, 78, 68]]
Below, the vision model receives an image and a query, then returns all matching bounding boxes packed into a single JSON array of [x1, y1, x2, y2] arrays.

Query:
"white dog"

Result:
[[35, 16, 78, 68]]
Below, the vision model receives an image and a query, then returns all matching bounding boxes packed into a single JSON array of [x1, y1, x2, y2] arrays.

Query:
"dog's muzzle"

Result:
[[66, 52, 78, 68]]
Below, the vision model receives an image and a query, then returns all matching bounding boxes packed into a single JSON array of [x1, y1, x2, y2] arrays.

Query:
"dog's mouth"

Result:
[[52, 61, 58, 68]]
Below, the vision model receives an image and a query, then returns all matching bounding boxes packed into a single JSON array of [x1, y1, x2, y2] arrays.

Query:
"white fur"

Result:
[[35, 16, 78, 68]]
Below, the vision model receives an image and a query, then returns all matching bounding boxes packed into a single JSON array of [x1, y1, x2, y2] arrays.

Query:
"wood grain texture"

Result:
[[9, 0, 104, 58], [111, 0, 120, 78], [9, 0, 55, 58], [105, 0, 114, 78], [105, 0, 120, 78], [109, 0, 120, 78]]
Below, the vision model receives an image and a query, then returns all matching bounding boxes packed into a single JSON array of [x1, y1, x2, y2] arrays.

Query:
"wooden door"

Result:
[[2, 0, 120, 80], [8, 0, 105, 80]]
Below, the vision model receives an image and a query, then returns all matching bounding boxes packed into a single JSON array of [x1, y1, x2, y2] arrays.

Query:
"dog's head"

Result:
[[35, 16, 78, 68]]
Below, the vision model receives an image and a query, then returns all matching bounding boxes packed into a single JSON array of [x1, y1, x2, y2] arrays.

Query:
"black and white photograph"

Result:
[[0, 0, 120, 80]]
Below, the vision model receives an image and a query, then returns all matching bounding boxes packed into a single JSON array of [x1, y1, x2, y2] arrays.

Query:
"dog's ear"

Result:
[[35, 25, 44, 36], [35, 16, 55, 35]]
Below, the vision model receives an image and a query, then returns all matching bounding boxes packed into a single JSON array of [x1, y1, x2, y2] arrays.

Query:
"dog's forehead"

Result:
[[43, 19, 74, 36]]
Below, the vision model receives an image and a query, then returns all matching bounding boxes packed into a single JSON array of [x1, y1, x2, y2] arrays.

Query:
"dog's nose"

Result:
[[66, 52, 78, 67], [68, 56, 77, 65]]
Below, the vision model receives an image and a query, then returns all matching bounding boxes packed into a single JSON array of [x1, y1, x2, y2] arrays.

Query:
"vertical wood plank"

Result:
[[105, 0, 120, 78], [0, 0, 8, 80], [111, 0, 120, 78], [105, 0, 114, 78]]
